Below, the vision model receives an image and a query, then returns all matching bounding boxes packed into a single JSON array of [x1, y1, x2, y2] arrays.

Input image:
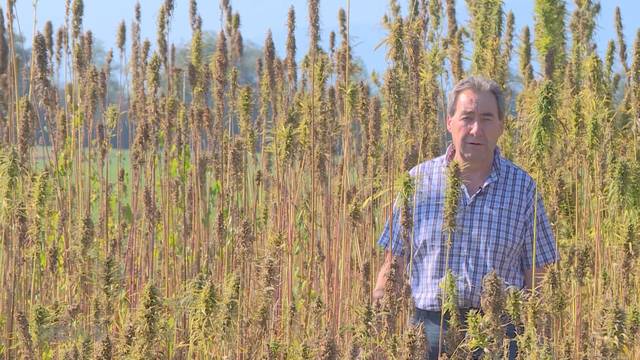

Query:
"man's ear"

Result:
[[446, 116, 452, 133]]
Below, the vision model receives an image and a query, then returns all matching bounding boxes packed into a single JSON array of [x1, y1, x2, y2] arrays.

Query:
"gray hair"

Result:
[[447, 76, 505, 121]]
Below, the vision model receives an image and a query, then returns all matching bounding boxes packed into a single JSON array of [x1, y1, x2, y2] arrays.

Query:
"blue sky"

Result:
[[12, 0, 640, 75]]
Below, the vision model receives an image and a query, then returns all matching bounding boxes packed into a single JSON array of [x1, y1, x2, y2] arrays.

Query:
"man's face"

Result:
[[446, 89, 503, 165]]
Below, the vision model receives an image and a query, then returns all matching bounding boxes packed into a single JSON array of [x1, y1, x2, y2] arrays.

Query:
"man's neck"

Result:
[[454, 154, 493, 190]]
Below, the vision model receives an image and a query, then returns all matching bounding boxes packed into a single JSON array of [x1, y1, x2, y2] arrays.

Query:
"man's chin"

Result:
[[459, 152, 487, 163]]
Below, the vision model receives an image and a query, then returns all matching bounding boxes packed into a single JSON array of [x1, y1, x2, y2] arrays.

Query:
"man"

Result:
[[373, 76, 558, 359]]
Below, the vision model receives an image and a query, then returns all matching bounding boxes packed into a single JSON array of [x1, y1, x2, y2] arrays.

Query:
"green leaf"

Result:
[[39, 248, 47, 270], [72, 110, 84, 128], [169, 232, 177, 249], [210, 180, 221, 198], [122, 204, 133, 223], [169, 157, 179, 178], [41, 349, 54, 360]]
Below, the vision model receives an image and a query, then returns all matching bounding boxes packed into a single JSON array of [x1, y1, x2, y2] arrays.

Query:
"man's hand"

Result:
[[372, 250, 395, 302], [372, 287, 385, 301]]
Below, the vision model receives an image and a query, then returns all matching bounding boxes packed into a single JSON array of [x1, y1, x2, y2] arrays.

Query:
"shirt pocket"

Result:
[[411, 198, 444, 256], [480, 204, 523, 266]]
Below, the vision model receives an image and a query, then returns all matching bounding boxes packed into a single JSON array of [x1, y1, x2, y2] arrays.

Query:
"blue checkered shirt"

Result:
[[377, 145, 558, 311]]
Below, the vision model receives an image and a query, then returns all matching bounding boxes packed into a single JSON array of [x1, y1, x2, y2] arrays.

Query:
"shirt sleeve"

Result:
[[377, 195, 404, 256], [520, 189, 559, 270]]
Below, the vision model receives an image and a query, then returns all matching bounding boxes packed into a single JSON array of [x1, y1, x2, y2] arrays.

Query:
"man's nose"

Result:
[[468, 118, 481, 136]]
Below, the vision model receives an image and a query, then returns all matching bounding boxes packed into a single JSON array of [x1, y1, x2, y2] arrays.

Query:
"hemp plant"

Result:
[[438, 159, 462, 357]]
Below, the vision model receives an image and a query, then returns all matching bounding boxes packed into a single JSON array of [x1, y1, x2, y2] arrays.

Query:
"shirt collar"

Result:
[[444, 144, 502, 185]]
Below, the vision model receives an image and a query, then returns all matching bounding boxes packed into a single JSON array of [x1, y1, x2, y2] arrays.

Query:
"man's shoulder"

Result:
[[408, 154, 447, 178], [498, 156, 537, 193]]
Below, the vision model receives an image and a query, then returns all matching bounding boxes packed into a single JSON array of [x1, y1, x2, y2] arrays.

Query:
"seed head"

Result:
[[17, 312, 34, 359], [53, 26, 66, 68], [199, 277, 218, 317], [602, 302, 626, 357], [308, 0, 320, 53], [98, 336, 113, 360], [480, 271, 507, 355], [143, 185, 158, 227], [519, 26, 534, 86], [157, 4, 168, 64], [43, 21, 53, 57], [229, 138, 243, 185], [481, 271, 506, 319], [80, 212, 94, 256], [318, 328, 338, 360], [18, 97, 35, 164], [232, 18, 243, 60], [286, 6, 297, 89], [238, 86, 255, 152], [147, 52, 161, 94], [48, 243, 59, 274], [16, 202, 30, 247], [116, 21, 126, 54], [237, 219, 254, 260], [133, 282, 162, 357], [164, 0, 174, 19], [220, 272, 240, 332], [216, 209, 226, 248], [134, 2, 141, 23], [338, 8, 347, 40], [440, 269, 463, 352], [629, 306, 640, 342], [71, 0, 83, 40], [543, 266, 566, 314], [403, 323, 427, 359], [190, 0, 201, 32], [443, 160, 462, 234], [122, 322, 135, 354], [614, 7, 628, 72], [367, 97, 381, 175], [83, 30, 93, 65], [212, 30, 228, 94], [531, 80, 557, 168], [505, 287, 523, 327], [329, 31, 335, 55], [102, 253, 118, 311], [264, 30, 275, 91]]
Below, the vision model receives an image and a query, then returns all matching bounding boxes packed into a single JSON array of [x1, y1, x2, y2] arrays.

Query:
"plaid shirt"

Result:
[[377, 145, 558, 311]]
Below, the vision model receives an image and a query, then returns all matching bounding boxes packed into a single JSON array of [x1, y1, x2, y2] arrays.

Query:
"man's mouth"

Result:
[[467, 141, 483, 145]]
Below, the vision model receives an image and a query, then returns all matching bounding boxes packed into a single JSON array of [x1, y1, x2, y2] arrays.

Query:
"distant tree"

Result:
[[175, 30, 261, 87]]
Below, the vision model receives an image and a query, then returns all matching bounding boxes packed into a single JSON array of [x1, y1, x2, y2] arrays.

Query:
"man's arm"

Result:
[[520, 186, 559, 290], [523, 265, 549, 291], [372, 250, 394, 300], [372, 249, 407, 301]]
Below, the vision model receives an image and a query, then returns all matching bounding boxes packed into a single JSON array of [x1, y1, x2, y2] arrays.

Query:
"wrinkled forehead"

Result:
[[455, 89, 498, 115]]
